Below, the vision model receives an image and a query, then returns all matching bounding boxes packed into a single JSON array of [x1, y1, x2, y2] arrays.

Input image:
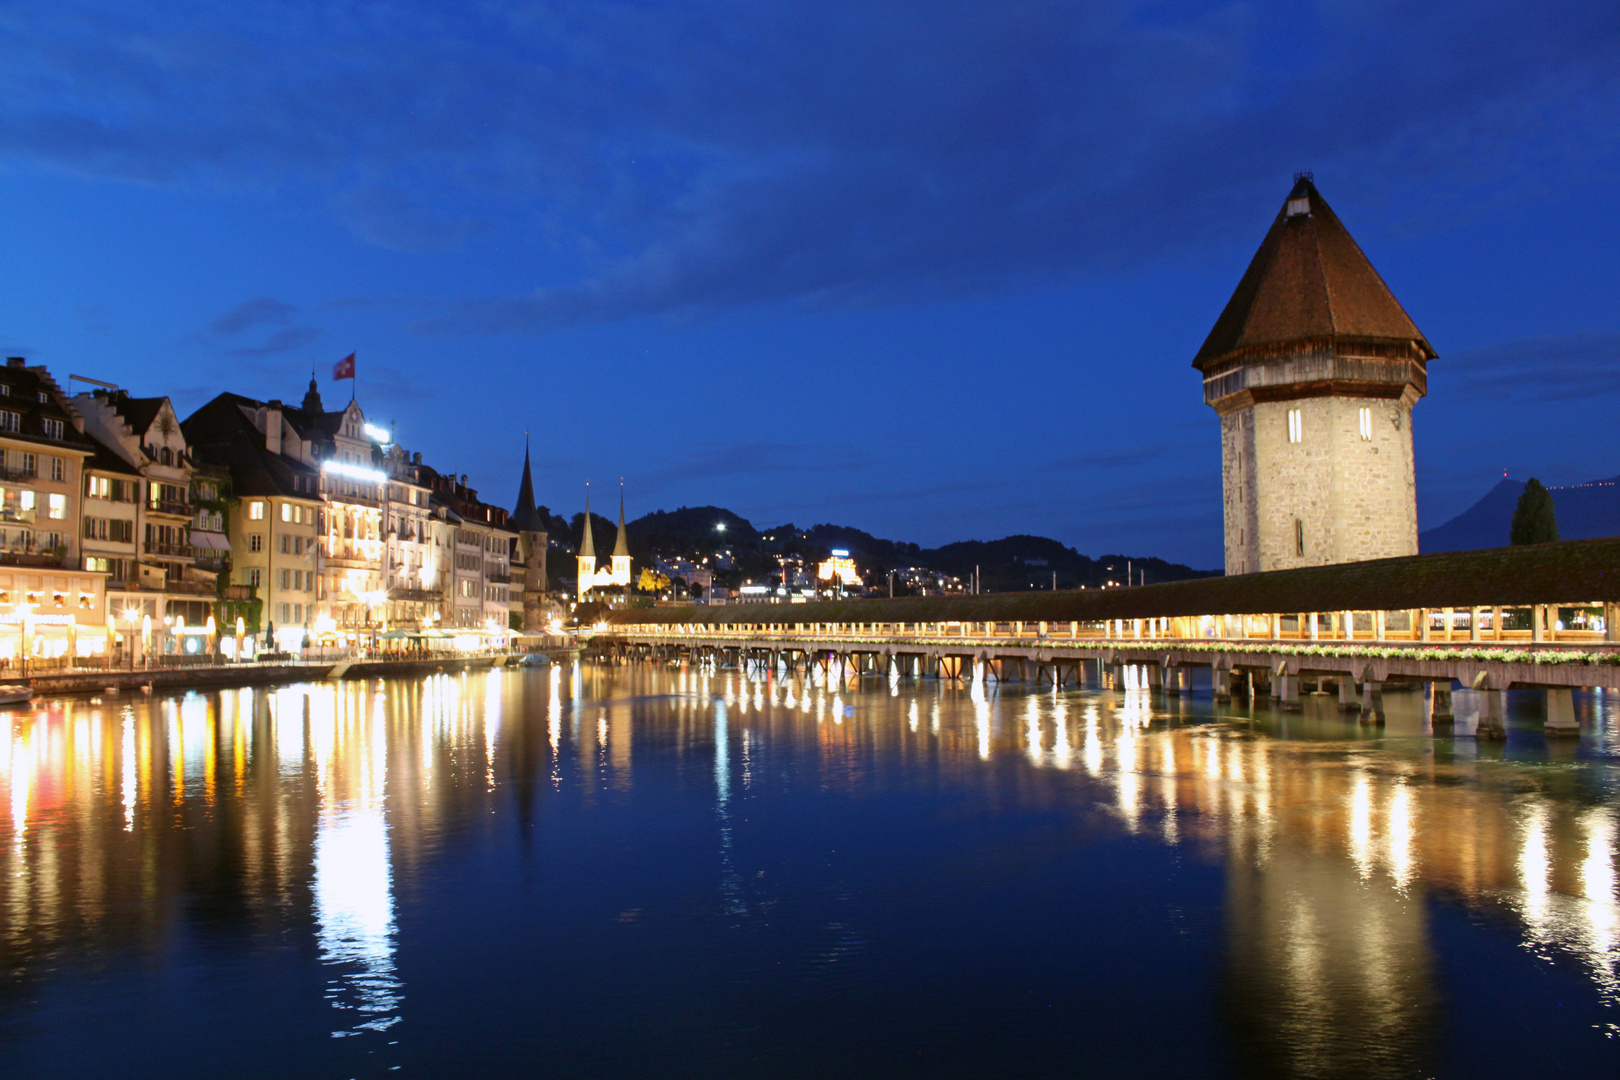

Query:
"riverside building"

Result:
[[0, 358, 109, 662], [1195, 175, 1433, 576], [74, 389, 236, 656], [183, 392, 324, 649]]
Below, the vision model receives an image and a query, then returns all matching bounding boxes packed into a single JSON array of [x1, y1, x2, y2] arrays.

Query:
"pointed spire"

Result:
[[613, 480, 630, 557], [1193, 175, 1434, 371], [578, 483, 596, 559], [302, 375, 324, 414], [512, 435, 545, 532]]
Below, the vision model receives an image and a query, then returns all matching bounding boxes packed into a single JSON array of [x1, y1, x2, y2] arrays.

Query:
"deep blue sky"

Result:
[[1, 1, 1617, 568]]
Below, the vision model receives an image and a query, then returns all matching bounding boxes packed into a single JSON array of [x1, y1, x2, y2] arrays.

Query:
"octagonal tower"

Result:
[[1195, 175, 1435, 575]]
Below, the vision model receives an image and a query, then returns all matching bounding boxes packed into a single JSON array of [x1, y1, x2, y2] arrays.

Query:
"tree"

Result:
[[1510, 478, 1559, 546], [638, 568, 671, 593]]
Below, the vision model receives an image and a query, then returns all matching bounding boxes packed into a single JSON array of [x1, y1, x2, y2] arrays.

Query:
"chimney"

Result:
[[413, 452, 422, 465], [265, 400, 283, 455], [6, 357, 25, 369]]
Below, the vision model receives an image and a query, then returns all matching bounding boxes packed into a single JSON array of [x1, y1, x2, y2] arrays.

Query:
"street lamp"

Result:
[[123, 606, 140, 672], [14, 600, 36, 678]]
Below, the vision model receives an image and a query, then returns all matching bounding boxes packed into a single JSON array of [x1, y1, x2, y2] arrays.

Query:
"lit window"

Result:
[[281, 502, 292, 522], [1358, 406, 1373, 441], [19, 490, 34, 511], [47, 493, 65, 519], [248, 501, 265, 520], [1287, 408, 1303, 444], [88, 476, 110, 499]]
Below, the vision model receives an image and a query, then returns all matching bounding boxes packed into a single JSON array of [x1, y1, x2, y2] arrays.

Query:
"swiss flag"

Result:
[[332, 353, 356, 380]]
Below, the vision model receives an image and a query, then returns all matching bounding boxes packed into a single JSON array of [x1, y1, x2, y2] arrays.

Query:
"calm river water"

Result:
[[1, 663, 1618, 1078]]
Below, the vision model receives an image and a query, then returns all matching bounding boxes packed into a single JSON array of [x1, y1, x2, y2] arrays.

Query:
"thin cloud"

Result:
[[1442, 332, 1620, 401], [1, 1, 1615, 329]]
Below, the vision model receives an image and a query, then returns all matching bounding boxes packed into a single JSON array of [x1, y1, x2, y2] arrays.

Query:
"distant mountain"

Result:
[[1421, 474, 1620, 552], [600, 507, 1217, 591]]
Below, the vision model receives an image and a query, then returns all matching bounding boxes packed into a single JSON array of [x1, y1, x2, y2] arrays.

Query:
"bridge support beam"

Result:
[[1338, 677, 1359, 711], [1475, 689, 1507, 739], [1360, 680, 1384, 725], [1212, 667, 1231, 701], [1277, 673, 1301, 711], [1545, 688, 1579, 736]]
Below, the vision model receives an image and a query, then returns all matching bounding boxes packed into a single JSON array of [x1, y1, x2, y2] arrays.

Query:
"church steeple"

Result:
[[576, 483, 597, 601], [610, 481, 631, 588], [512, 436, 545, 533], [302, 374, 324, 414], [613, 482, 630, 558], [579, 485, 595, 559]]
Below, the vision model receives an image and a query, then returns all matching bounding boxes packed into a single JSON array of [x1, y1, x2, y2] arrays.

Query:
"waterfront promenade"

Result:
[[6, 648, 575, 697]]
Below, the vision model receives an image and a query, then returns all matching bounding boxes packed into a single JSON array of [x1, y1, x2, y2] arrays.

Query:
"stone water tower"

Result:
[[1195, 175, 1435, 575]]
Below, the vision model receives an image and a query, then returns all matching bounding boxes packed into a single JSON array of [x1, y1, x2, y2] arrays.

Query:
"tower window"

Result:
[[1358, 407, 1373, 441], [1295, 518, 1305, 556], [1287, 409, 1303, 444]]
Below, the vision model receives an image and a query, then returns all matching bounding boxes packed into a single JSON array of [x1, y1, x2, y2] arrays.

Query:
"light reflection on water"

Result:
[[0, 664, 1616, 1077]]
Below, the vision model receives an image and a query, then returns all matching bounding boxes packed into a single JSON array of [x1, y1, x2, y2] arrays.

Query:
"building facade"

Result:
[[1194, 176, 1433, 575], [0, 359, 110, 662]]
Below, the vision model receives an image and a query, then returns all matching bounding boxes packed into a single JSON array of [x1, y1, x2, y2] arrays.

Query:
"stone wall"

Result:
[[1223, 394, 1417, 574]]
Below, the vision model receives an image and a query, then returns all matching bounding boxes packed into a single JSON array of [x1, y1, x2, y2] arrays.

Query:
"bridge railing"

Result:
[[606, 603, 1618, 649]]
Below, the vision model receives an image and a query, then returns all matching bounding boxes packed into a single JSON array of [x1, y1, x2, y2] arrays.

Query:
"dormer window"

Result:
[[42, 418, 63, 440], [1286, 196, 1310, 217], [36, 391, 47, 403], [0, 385, 9, 396]]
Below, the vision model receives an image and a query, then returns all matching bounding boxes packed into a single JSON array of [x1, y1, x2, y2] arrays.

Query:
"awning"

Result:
[[190, 531, 231, 551]]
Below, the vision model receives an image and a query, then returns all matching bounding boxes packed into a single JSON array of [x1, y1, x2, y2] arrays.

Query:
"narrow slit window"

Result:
[[1287, 408, 1303, 444], [1358, 406, 1373, 441], [1295, 518, 1305, 556]]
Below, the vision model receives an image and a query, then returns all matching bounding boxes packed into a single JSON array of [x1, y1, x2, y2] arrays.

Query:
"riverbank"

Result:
[[18, 648, 582, 698]]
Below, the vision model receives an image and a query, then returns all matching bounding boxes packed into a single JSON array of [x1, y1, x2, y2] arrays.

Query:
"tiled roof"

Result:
[[1193, 178, 1435, 371], [609, 538, 1620, 625], [181, 393, 320, 500], [0, 359, 97, 452], [83, 433, 142, 477]]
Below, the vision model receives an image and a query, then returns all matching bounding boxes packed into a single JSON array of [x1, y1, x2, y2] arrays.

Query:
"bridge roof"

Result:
[[606, 537, 1620, 626], [1193, 177, 1435, 371]]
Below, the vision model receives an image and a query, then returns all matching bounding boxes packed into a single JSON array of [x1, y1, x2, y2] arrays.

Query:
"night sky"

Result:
[[1, 1, 1617, 568]]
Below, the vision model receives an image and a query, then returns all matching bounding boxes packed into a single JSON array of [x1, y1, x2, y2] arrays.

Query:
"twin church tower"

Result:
[[1195, 175, 1433, 576]]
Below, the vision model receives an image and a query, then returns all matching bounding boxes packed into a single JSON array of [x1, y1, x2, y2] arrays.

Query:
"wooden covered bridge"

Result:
[[593, 538, 1620, 735]]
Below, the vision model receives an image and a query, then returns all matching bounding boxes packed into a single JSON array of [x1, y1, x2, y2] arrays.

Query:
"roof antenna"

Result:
[[1293, 170, 1314, 184]]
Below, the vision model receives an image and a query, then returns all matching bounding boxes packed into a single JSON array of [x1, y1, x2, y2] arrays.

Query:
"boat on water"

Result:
[[0, 684, 35, 706]]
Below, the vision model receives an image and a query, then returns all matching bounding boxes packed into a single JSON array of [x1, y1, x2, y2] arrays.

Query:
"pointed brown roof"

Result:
[[1193, 177, 1435, 371]]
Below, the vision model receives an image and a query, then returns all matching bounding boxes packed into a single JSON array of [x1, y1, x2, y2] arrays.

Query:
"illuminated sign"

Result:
[[363, 423, 392, 444], [322, 460, 387, 485], [0, 612, 77, 626], [817, 554, 861, 587]]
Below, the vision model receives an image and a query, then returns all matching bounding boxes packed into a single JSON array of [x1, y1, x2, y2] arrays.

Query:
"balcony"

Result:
[[0, 465, 36, 484], [147, 499, 193, 517], [144, 541, 195, 559], [0, 551, 65, 568], [486, 571, 512, 584]]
